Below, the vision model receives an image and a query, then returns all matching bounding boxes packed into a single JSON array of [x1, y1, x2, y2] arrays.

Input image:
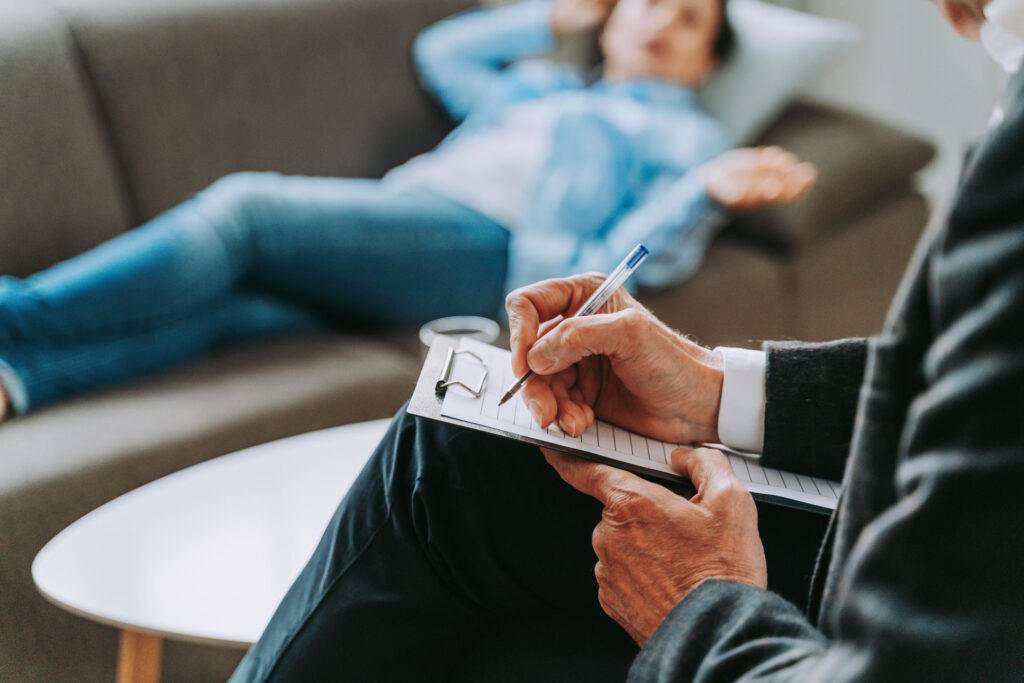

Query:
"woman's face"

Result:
[[601, 0, 723, 86]]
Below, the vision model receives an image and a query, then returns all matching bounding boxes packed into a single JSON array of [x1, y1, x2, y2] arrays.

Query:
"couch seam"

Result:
[[51, 2, 143, 227]]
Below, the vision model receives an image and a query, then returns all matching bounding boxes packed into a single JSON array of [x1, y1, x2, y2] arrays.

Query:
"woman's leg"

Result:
[[217, 175, 509, 326], [229, 407, 631, 683], [0, 174, 508, 412], [0, 293, 326, 410]]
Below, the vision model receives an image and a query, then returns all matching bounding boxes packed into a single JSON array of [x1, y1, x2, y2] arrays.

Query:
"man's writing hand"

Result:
[[543, 446, 767, 646], [505, 274, 723, 444]]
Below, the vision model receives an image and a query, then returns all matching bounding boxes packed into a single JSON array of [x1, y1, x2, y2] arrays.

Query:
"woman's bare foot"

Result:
[[701, 145, 818, 213], [0, 386, 8, 422]]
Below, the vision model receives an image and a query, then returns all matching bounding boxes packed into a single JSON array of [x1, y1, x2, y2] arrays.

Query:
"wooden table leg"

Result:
[[116, 629, 163, 683]]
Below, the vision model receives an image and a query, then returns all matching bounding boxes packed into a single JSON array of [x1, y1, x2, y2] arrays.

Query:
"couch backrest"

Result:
[[0, 0, 475, 277], [56, 0, 475, 223], [2, 0, 933, 275], [0, 2, 131, 277], [735, 101, 936, 252]]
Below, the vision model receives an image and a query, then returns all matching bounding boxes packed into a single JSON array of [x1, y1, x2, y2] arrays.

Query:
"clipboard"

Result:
[[408, 335, 839, 514], [409, 334, 515, 436], [407, 334, 698, 497]]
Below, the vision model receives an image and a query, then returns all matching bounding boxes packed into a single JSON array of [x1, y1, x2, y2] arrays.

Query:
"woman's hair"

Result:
[[713, 0, 736, 63]]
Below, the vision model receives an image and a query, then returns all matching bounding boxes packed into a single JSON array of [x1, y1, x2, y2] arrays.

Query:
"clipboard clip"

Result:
[[435, 347, 487, 398]]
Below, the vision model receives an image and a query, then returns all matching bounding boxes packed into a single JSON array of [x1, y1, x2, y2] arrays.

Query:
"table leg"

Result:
[[116, 629, 163, 683]]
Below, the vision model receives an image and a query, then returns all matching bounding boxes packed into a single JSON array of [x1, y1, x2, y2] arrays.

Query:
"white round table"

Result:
[[32, 419, 391, 683]]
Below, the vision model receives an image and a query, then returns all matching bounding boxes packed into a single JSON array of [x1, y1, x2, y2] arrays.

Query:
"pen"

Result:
[[498, 243, 650, 407]]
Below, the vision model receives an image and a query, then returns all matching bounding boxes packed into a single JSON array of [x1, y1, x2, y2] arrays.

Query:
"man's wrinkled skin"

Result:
[[542, 445, 766, 645], [506, 274, 767, 645]]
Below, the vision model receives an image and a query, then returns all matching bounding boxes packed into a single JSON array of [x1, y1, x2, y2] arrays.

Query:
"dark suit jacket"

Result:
[[630, 68, 1024, 681]]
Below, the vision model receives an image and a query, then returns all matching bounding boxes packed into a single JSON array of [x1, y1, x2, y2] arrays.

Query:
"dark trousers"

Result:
[[229, 406, 828, 682]]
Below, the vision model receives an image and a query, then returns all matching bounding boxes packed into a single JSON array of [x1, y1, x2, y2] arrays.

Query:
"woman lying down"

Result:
[[0, 0, 815, 419]]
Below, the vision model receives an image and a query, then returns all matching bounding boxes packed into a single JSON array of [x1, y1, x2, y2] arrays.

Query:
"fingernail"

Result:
[[528, 400, 543, 423], [530, 342, 556, 372]]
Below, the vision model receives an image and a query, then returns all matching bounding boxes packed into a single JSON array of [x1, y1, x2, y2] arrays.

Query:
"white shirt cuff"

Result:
[[714, 347, 766, 455]]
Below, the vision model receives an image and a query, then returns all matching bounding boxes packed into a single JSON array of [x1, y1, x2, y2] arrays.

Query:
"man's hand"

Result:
[[551, 0, 617, 39], [702, 146, 817, 213], [543, 446, 767, 646], [506, 274, 723, 444]]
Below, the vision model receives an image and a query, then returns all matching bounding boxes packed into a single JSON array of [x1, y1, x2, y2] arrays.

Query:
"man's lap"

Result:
[[232, 407, 610, 680], [232, 406, 826, 681]]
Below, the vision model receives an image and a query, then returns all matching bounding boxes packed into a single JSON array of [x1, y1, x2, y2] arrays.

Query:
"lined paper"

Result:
[[441, 339, 839, 512]]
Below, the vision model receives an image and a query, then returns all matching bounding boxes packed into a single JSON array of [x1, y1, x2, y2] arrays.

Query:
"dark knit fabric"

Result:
[[630, 581, 828, 683], [761, 338, 868, 482]]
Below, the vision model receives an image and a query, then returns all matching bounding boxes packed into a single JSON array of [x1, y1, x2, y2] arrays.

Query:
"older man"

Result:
[[231, 1, 1024, 680]]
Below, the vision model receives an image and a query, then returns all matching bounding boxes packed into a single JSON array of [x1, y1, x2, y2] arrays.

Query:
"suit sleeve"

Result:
[[412, 0, 556, 121], [760, 339, 869, 481], [628, 73, 1024, 682]]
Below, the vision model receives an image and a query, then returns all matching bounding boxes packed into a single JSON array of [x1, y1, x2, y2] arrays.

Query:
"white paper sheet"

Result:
[[440, 338, 839, 512]]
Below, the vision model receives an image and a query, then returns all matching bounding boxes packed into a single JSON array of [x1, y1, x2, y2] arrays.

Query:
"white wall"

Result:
[[778, 0, 1006, 203]]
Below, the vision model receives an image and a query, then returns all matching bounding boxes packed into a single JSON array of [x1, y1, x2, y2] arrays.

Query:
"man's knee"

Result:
[[370, 405, 551, 509], [374, 406, 515, 481]]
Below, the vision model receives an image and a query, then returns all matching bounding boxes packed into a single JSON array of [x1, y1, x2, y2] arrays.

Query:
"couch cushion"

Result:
[[0, 333, 419, 495], [0, 2, 131, 277], [638, 239, 790, 349], [789, 192, 930, 341], [729, 101, 936, 252], [56, 0, 476, 223]]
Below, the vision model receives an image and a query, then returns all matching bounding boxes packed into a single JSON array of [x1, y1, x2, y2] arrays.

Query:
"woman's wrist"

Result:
[[550, 0, 615, 41]]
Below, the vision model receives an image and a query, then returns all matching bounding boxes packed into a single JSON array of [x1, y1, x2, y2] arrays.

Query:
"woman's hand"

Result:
[[506, 274, 724, 444], [702, 146, 817, 213]]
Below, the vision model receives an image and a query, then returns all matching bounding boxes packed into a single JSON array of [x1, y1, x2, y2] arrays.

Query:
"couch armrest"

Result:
[[727, 101, 936, 252]]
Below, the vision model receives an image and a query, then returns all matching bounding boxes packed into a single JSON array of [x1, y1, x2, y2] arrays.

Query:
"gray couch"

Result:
[[0, 0, 934, 680]]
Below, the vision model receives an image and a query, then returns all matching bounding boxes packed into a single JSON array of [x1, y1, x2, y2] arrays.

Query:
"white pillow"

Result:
[[699, 0, 858, 144]]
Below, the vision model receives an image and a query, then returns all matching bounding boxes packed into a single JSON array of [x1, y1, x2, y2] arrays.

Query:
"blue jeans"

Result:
[[0, 174, 509, 413]]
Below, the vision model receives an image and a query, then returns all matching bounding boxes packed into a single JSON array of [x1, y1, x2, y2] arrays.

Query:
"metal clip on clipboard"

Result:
[[435, 347, 488, 398]]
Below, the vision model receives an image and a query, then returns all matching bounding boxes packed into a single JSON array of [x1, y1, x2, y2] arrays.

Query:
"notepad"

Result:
[[439, 338, 839, 513]]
